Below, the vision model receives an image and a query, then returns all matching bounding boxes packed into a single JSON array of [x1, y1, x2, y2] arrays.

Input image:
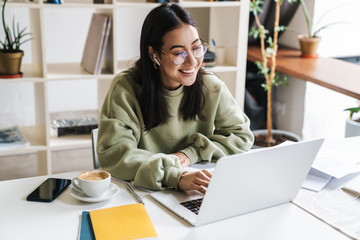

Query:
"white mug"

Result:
[[215, 46, 226, 65], [72, 170, 111, 197]]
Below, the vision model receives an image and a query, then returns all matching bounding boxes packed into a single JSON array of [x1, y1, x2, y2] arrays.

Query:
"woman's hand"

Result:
[[178, 170, 212, 194], [172, 152, 191, 168]]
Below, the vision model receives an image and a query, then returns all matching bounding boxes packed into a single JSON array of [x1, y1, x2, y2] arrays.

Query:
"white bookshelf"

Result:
[[0, 0, 250, 176]]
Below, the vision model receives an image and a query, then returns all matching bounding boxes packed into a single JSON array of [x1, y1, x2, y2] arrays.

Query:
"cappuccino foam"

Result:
[[80, 172, 108, 181]]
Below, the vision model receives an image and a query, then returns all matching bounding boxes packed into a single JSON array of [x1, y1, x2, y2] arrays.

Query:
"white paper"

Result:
[[185, 162, 216, 173], [302, 168, 332, 192], [312, 149, 360, 179], [294, 188, 360, 240]]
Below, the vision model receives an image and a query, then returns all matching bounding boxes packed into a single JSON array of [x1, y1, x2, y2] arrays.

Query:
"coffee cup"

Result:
[[71, 170, 111, 197]]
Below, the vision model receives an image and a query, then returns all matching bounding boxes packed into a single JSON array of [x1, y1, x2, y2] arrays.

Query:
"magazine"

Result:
[[0, 125, 30, 150]]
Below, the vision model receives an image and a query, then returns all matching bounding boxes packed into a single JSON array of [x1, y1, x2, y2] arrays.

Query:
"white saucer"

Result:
[[70, 183, 119, 202]]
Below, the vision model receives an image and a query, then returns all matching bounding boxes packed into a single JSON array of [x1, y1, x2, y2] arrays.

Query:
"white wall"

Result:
[[302, 83, 357, 140], [314, 0, 360, 58]]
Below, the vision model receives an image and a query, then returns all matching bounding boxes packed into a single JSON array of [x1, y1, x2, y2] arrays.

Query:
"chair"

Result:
[[91, 128, 100, 169]]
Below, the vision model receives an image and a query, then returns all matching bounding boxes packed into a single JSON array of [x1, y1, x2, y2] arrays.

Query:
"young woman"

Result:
[[97, 3, 254, 193]]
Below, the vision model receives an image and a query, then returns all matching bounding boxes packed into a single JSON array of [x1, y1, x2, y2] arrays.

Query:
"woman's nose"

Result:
[[184, 50, 198, 65]]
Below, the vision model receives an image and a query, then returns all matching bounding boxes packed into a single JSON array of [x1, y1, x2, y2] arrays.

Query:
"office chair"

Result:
[[91, 128, 100, 169]]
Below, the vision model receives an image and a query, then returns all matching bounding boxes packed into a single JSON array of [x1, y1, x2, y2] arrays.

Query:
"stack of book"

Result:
[[0, 125, 30, 150], [81, 13, 112, 75], [79, 203, 157, 240], [202, 51, 216, 68]]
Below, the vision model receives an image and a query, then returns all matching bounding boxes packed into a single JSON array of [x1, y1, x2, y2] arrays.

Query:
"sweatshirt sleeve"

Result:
[[180, 79, 254, 164], [97, 73, 184, 190]]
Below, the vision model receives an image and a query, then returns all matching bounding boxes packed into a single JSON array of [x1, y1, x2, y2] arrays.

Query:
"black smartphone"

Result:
[[26, 178, 71, 202]]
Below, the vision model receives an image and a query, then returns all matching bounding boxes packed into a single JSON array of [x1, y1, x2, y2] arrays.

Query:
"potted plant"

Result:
[[249, 0, 301, 147], [290, 0, 345, 58], [0, 0, 32, 77], [344, 105, 360, 137]]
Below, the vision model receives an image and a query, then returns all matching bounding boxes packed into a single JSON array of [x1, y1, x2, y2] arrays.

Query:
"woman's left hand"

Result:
[[178, 170, 212, 194]]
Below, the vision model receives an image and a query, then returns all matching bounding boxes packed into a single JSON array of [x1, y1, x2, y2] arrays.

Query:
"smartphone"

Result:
[[26, 178, 71, 202]]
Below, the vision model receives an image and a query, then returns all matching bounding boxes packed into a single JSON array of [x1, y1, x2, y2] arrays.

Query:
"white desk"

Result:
[[1, 137, 359, 240]]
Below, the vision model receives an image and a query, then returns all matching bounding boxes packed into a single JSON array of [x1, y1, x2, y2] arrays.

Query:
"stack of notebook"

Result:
[[79, 203, 157, 240]]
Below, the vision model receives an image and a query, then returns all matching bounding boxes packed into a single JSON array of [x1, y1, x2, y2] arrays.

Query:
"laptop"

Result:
[[150, 138, 324, 226]]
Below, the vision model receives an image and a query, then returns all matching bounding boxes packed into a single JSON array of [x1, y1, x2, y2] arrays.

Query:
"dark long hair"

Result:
[[133, 3, 206, 131]]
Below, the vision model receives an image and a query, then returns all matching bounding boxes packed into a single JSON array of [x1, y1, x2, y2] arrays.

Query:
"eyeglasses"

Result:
[[160, 41, 208, 65]]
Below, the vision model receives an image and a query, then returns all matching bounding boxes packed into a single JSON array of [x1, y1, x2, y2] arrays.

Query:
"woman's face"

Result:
[[156, 24, 203, 90]]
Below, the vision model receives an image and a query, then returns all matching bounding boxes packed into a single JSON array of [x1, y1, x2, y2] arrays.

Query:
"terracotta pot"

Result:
[[298, 34, 321, 58], [0, 51, 24, 75], [345, 118, 360, 137], [252, 129, 302, 148]]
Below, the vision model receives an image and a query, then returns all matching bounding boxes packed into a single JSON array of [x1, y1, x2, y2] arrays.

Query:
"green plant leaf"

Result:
[[249, 26, 260, 39], [1, 0, 32, 52], [299, 0, 312, 37], [274, 25, 287, 32], [344, 107, 360, 120], [250, 0, 264, 16], [312, 21, 348, 37], [273, 72, 288, 87], [285, 26, 302, 35]]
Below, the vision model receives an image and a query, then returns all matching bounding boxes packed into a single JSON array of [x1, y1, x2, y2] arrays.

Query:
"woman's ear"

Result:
[[148, 46, 155, 60], [148, 46, 161, 66]]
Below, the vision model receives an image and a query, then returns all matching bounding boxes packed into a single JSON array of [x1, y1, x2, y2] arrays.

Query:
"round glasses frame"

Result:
[[159, 41, 208, 65]]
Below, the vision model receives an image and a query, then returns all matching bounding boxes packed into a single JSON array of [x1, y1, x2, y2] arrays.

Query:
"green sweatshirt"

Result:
[[97, 69, 254, 191]]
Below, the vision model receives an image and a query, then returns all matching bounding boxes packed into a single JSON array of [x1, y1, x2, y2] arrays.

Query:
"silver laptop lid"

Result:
[[195, 138, 324, 226]]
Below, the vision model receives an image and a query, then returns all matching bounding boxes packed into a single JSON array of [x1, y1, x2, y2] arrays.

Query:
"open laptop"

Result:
[[150, 138, 324, 226]]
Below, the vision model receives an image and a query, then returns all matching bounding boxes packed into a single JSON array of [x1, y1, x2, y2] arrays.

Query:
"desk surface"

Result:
[[247, 45, 360, 100], [2, 138, 359, 240]]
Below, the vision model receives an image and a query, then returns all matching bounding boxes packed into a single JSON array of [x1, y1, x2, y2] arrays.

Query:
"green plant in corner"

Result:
[[1, 0, 32, 53], [0, 0, 32, 76], [249, 0, 294, 146], [344, 107, 360, 122], [293, 0, 346, 39], [287, 0, 347, 57]]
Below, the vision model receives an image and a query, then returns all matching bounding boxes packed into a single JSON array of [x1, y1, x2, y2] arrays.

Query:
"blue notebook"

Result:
[[79, 211, 95, 240]]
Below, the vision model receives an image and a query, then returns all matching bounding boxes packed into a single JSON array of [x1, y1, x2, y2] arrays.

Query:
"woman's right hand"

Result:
[[178, 170, 212, 194]]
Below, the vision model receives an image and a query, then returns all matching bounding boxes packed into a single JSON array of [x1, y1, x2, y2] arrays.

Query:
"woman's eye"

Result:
[[173, 51, 186, 57], [194, 45, 202, 51]]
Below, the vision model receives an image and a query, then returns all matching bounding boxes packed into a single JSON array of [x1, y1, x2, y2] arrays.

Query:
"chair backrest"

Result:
[[91, 128, 100, 169]]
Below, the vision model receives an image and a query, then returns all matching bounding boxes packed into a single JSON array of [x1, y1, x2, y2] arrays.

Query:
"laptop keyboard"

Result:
[[180, 198, 203, 215]]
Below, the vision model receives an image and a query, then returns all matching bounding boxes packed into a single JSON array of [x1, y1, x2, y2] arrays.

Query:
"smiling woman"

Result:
[[149, 24, 205, 90], [96, 2, 254, 193]]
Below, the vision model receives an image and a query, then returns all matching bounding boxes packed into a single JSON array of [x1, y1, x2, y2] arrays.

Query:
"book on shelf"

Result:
[[93, 0, 112, 4], [0, 125, 30, 151], [81, 13, 112, 75]]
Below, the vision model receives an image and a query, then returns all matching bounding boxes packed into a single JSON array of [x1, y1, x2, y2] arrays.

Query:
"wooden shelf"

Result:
[[49, 135, 91, 151], [0, 146, 47, 157], [46, 63, 113, 80], [247, 45, 360, 100]]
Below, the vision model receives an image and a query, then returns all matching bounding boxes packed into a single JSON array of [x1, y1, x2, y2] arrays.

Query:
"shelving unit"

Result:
[[0, 0, 250, 176]]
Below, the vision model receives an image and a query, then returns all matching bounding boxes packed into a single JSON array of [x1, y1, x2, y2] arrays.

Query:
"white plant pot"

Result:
[[345, 118, 360, 137]]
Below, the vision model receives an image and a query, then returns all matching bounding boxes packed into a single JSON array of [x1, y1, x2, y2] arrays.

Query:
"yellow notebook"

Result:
[[90, 203, 157, 240]]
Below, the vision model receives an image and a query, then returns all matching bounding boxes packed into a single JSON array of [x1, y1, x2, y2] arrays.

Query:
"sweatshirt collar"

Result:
[[163, 84, 184, 97]]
